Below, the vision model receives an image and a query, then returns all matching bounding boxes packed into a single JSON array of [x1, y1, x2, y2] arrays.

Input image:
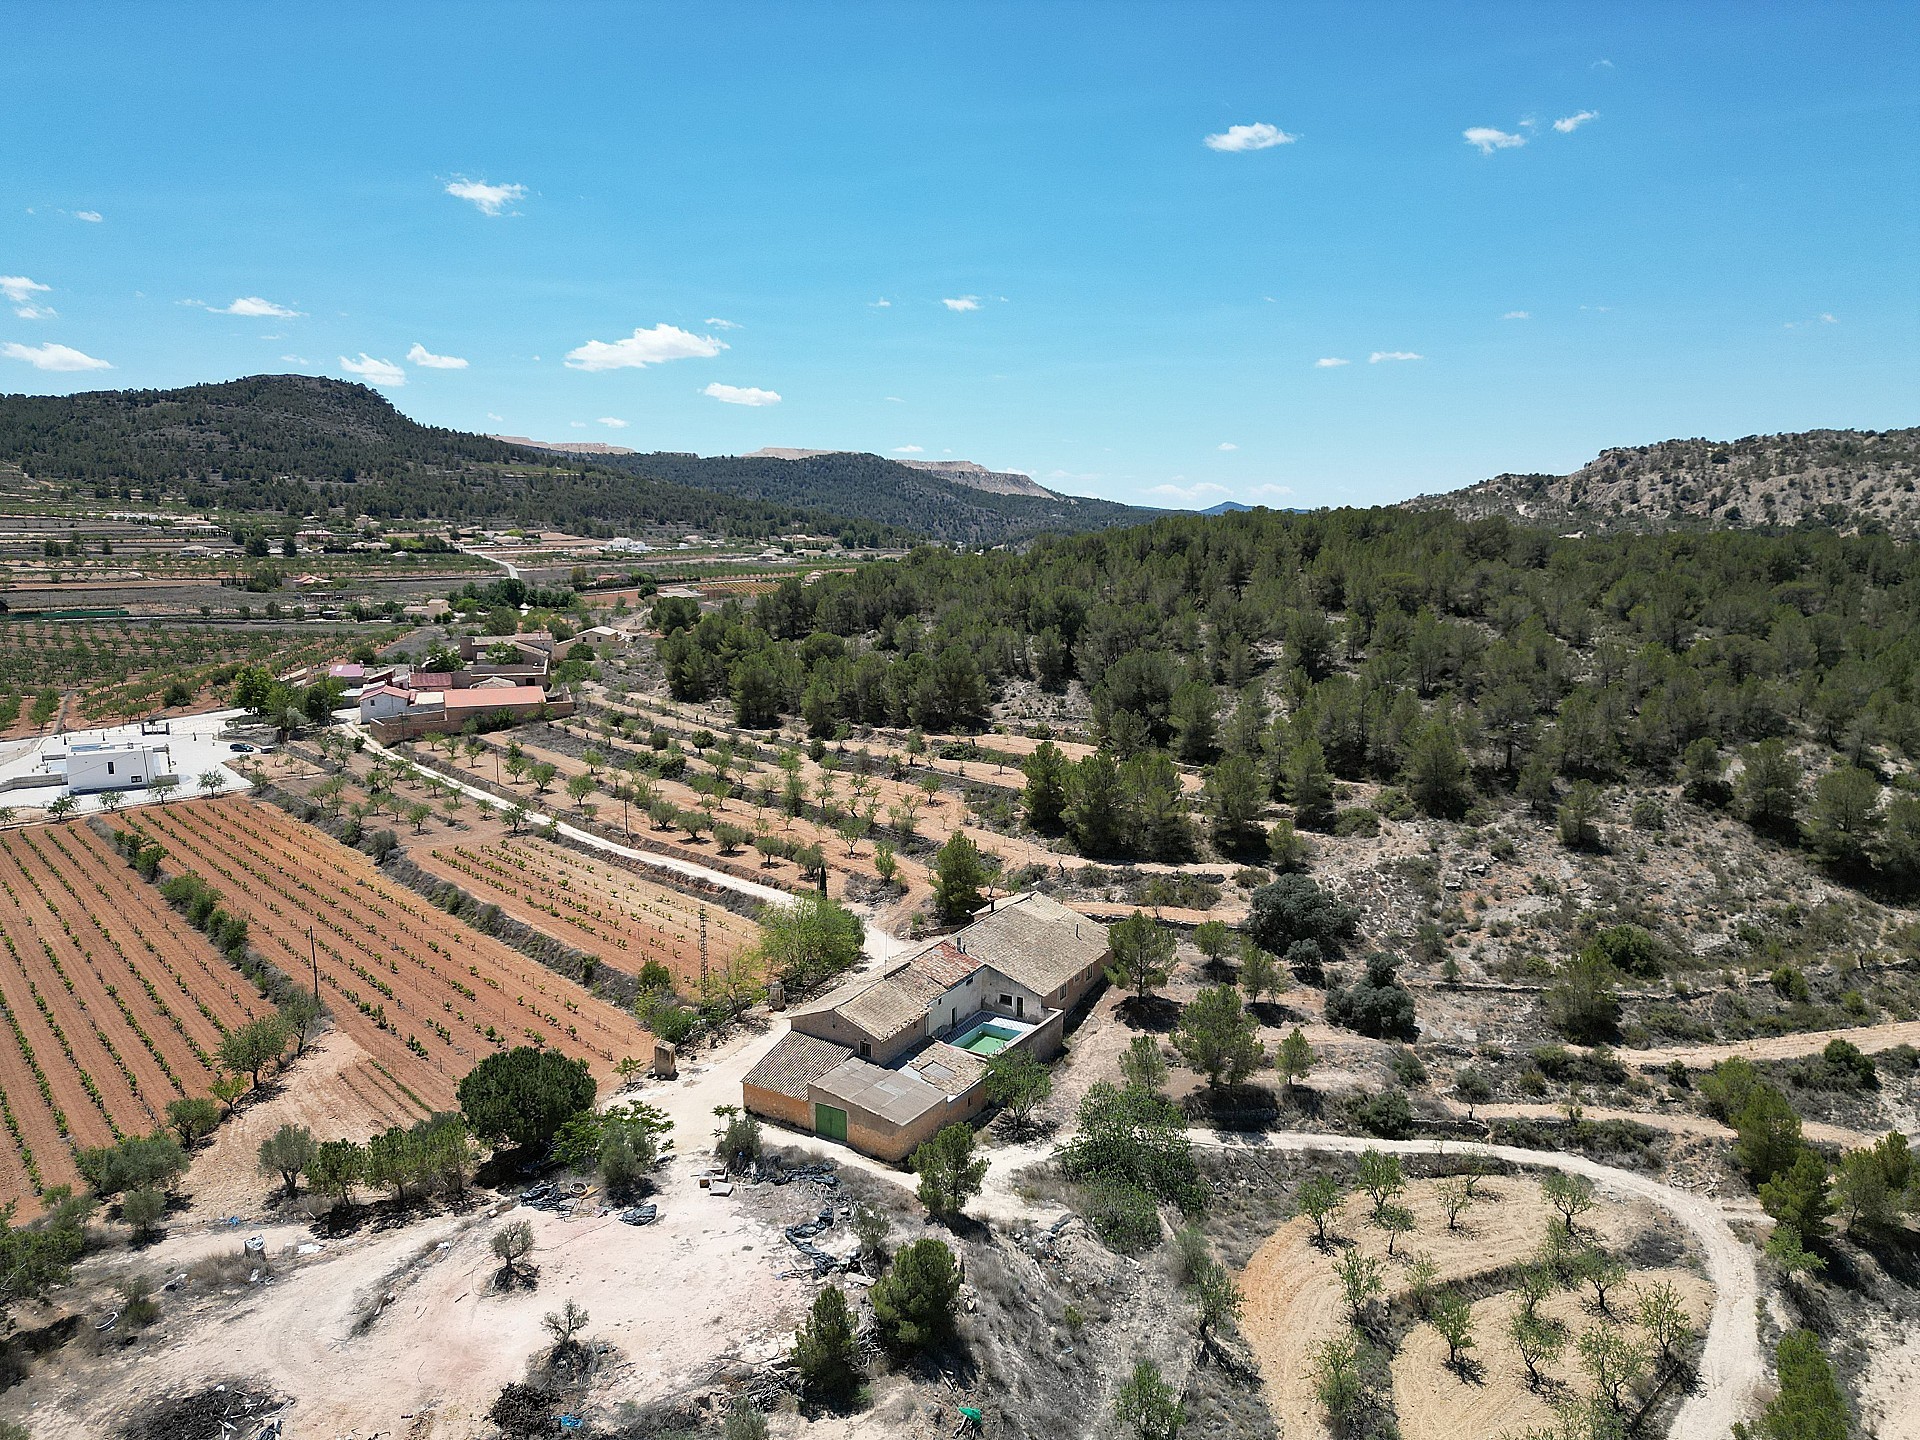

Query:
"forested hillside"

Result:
[[652, 508, 1920, 890], [1412, 427, 1920, 534], [0, 377, 896, 542], [590, 448, 1157, 545]]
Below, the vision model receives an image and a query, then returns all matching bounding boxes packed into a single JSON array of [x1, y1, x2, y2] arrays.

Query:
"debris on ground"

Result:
[[118, 1382, 286, 1440]]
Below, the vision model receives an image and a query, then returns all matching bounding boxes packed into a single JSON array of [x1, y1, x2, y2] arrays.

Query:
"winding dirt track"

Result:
[[1194, 1130, 1759, 1440]]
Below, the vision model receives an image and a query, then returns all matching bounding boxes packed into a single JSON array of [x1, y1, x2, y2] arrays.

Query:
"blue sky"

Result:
[[3, 3, 1915, 509]]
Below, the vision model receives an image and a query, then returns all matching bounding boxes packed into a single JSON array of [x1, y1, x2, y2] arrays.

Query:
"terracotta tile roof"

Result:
[[901, 1040, 988, 1096], [934, 893, 1106, 997], [742, 1032, 851, 1101], [832, 945, 981, 1040]]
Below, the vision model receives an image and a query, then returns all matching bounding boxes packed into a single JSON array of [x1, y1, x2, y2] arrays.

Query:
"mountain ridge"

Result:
[[0, 376, 1156, 546], [1407, 426, 1920, 534]]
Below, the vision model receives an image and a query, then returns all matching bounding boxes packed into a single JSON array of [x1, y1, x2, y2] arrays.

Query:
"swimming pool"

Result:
[[953, 1020, 1023, 1056]]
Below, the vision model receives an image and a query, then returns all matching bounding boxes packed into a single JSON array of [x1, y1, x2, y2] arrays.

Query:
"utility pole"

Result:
[[308, 925, 320, 1000], [699, 906, 709, 990]]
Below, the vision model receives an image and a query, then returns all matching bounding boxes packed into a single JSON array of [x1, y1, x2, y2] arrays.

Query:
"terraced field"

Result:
[[416, 834, 758, 987], [132, 799, 651, 1128], [0, 822, 263, 1201]]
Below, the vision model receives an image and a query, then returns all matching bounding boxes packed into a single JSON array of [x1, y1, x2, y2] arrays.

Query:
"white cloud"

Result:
[[487, 412, 504, 422], [704, 317, 741, 330], [884, 396, 905, 403], [72, 210, 102, 223], [1464, 126, 1527, 154], [1370, 350, 1424, 363], [1503, 310, 1531, 320], [569, 421, 586, 429], [703, 382, 781, 407], [0, 277, 50, 307], [1592, 58, 1614, 70], [12, 305, 55, 321], [597, 417, 628, 428], [195, 296, 302, 318], [565, 323, 727, 371], [869, 298, 891, 308], [1821, 312, 1838, 324], [3, 341, 110, 372], [1150, 479, 1231, 503], [1217, 442, 1238, 452], [941, 296, 981, 312], [445, 179, 526, 216], [280, 354, 311, 366], [406, 342, 468, 369], [1553, 110, 1599, 134], [340, 353, 406, 387], [1204, 122, 1298, 152], [1313, 357, 1350, 368], [893, 445, 924, 454]]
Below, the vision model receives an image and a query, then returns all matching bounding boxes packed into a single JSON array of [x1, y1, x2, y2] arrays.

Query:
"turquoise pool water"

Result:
[[954, 1020, 1022, 1056]]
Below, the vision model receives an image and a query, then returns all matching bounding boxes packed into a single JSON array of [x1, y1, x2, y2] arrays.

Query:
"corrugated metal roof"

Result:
[[742, 1032, 851, 1101]]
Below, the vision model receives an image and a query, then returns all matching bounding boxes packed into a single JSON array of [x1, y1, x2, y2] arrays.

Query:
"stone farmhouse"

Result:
[[742, 893, 1109, 1160]]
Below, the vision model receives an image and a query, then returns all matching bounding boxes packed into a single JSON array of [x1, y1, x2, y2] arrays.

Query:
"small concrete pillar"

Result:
[[653, 1040, 678, 1080], [767, 980, 787, 1012]]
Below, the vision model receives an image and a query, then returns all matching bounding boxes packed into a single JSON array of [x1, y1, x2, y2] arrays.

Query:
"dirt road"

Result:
[[1196, 1130, 1761, 1440], [1628, 1018, 1920, 1070]]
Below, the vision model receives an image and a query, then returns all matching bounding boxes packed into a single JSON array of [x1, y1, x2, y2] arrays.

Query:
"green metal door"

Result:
[[813, 1104, 848, 1142]]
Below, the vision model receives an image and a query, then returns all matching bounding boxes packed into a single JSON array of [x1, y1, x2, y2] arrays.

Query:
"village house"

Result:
[[741, 893, 1109, 1161]]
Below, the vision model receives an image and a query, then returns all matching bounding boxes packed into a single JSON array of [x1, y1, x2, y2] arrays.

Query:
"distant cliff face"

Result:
[[489, 435, 638, 456], [742, 448, 1059, 500], [1406, 427, 1920, 534]]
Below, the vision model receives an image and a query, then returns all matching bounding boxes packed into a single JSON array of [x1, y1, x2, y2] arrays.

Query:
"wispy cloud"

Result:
[[1150, 478, 1230, 503], [884, 395, 905, 403], [704, 317, 741, 330], [340, 353, 405, 387], [1, 276, 51, 306], [193, 296, 302, 318], [445, 178, 526, 216], [1503, 310, 1531, 320], [869, 298, 891, 308], [1464, 127, 1527, 154], [1313, 357, 1350, 368], [1217, 442, 1238, 452], [71, 210, 103, 223], [703, 382, 780, 407], [1, 276, 54, 320], [1553, 110, 1600, 134], [565, 324, 727, 372], [1204, 122, 1297, 152], [1592, 58, 1614, 70], [893, 445, 923, 454], [941, 296, 981, 312], [406, 342, 468, 369], [280, 355, 312, 366], [3, 341, 110, 372], [597, 417, 628, 428], [1370, 350, 1423, 363]]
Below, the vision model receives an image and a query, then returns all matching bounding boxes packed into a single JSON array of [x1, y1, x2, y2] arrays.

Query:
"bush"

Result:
[[1245, 874, 1357, 972], [1082, 1176, 1164, 1252], [1332, 807, 1380, 838], [913, 1124, 987, 1219], [715, 1106, 763, 1171], [77, 1133, 188, 1198], [1351, 1087, 1415, 1139], [1062, 1081, 1204, 1216], [457, 1047, 596, 1153], [870, 1238, 960, 1352], [1325, 954, 1418, 1040], [121, 1188, 166, 1242], [793, 1286, 861, 1404]]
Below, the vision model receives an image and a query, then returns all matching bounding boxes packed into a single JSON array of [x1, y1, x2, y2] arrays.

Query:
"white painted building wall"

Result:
[[65, 745, 163, 794]]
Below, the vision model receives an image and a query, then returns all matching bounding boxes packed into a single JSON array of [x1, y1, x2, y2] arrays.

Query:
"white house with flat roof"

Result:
[[60, 742, 166, 795]]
